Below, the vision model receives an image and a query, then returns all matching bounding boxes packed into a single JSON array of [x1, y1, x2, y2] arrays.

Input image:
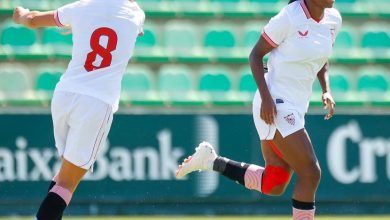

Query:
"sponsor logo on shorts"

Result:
[[284, 113, 295, 125]]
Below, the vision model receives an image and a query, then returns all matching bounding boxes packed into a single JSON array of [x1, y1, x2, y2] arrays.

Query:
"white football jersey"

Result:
[[254, 0, 342, 113], [54, 0, 145, 112]]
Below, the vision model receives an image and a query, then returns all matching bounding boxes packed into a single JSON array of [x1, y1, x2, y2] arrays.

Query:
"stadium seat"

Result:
[[35, 68, 63, 92], [1, 22, 36, 46], [238, 67, 257, 93], [171, 0, 204, 11], [136, 0, 165, 11], [334, 24, 357, 49], [312, 67, 354, 101], [321, 67, 353, 93], [136, 23, 158, 48], [122, 65, 154, 93], [357, 67, 389, 93], [335, 0, 356, 2], [42, 27, 73, 54], [16, 0, 50, 10], [0, 21, 42, 57], [158, 65, 193, 93], [203, 23, 237, 49], [199, 66, 232, 92], [0, 65, 33, 101], [361, 24, 390, 49], [238, 67, 257, 102], [242, 22, 264, 49], [120, 65, 162, 105], [208, 0, 242, 11], [163, 21, 199, 55]]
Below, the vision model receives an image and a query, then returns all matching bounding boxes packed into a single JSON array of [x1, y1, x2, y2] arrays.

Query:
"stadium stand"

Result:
[[0, 0, 389, 107]]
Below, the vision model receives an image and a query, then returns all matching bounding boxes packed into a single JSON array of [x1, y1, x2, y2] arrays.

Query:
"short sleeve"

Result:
[[262, 7, 291, 48], [54, 1, 80, 27], [139, 12, 146, 35], [329, 8, 343, 44], [334, 11, 343, 39]]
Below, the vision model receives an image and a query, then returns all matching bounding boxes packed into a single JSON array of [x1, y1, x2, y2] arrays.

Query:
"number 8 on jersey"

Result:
[[84, 27, 118, 72]]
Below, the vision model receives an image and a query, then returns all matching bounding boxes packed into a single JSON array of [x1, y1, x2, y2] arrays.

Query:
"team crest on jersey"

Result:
[[284, 113, 295, 125]]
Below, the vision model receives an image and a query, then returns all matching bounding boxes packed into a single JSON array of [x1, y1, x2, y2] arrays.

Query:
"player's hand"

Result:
[[12, 6, 30, 24], [260, 95, 277, 125], [322, 92, 335, 120]]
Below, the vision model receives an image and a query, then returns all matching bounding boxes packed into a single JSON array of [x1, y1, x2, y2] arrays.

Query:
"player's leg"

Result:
[[210, 140, 292, 196], [176, 140, 292, 196], [260, 140, 292, 196], [36, 160, 87, 220], [272, 129, 320, 220], [40, 92, 69, 220], [36, 93, 113, 220]]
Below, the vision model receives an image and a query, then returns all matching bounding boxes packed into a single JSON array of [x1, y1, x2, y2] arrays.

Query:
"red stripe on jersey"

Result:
[[300, 0, 322, 23], [300, 0, 311, 19], [262, 32, 278, 48], [54, 10, 65, 27]]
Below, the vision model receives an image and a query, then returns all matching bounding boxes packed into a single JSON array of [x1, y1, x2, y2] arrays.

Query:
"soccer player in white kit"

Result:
[[12, 1, 144, 219], [176, 0, 341, 219]]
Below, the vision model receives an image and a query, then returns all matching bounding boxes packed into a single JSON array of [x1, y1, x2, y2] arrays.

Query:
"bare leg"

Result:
[[272, 129, 321, 202]]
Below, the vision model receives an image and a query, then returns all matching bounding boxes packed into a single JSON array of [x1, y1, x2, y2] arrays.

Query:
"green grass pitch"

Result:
[[4, 216, 390, 220]]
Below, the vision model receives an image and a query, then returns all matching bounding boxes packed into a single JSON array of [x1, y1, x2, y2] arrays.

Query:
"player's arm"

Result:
[[13, 6, 57, 29], [317, 62, 335, 120], [249, 36, 276, 125]]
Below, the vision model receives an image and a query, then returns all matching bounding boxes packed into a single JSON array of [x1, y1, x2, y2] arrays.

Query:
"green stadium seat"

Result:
[[1, 21, 39, 54], [171, 0, 204, 11], [198, 66, 231, 98], [1, 23, 36, 46], [122, 65, 153, 93], [209, 0, 241, 8], [163, 21, 199, 55], [361, 24, 390, 49], [312, 67, 354, 102], [135, 22, 164, 56], [34, 67, 63, 102], [335, 0, 356, 2], [238, 67, 256, 93], [0, 65, 33, 101], [158, 65, 193, 92], [238, 67, 256, 102], [35, 68, 63, 92], [120, 65, 161, 105], [136, 23, 158, 48], [16, 0, 50, 10], [357, 67, 389, 93], [136, 0, 165, 11], [0, 67, 30, 92], [334, 24, 357, 49], [42, 27, 72, 55], [203, 23, 236, 49], [199, 66, 232, 92], [52, 0, 78, 8], [157, 65, 200, 104], [329, 69, 352, 93], [247, 0, 280, 3], [199, 66, 242, 104], [242, 22, 264, 49]]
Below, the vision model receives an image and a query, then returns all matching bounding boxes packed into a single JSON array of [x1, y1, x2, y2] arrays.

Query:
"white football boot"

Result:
[[175, 141, 218, 179]]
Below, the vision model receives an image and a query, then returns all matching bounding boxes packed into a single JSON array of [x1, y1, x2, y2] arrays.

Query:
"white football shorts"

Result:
[[51, 91, 113, 170], [252, 92, 305, 140]]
